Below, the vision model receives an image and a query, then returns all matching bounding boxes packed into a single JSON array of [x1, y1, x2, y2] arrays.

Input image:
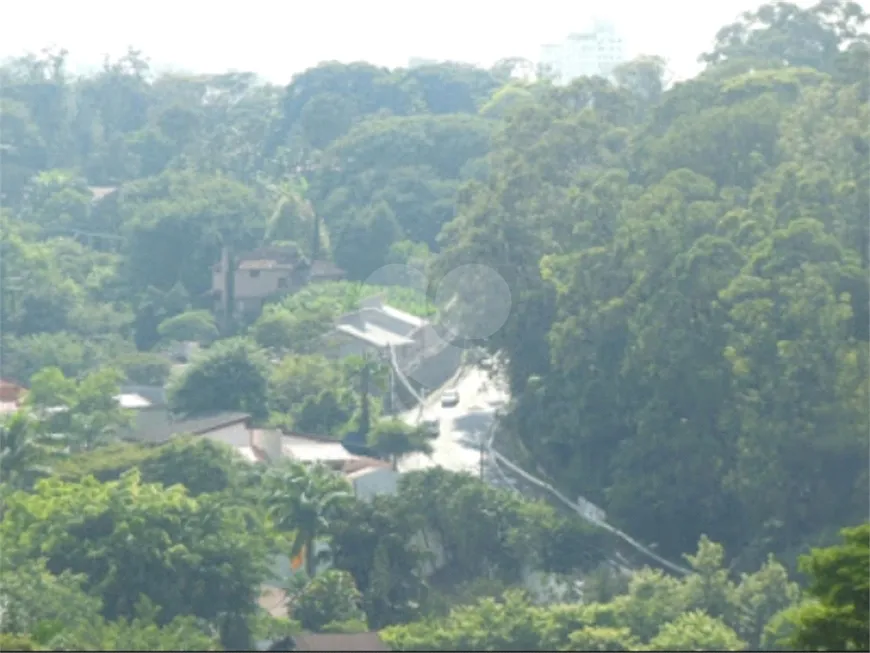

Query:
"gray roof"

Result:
[[115, 393, 152, 409], [238, 259, 298, 271], [170, 411, 251, 435], [237, 245, 302, 265], [334, 323, 415, 349]]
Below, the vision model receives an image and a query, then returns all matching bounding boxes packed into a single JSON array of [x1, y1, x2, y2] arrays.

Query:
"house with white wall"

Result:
[[248, 429, 401, 589], [116, 389, 252, 447], [211, 246, 345, 322], [250, 429, 399, 502]]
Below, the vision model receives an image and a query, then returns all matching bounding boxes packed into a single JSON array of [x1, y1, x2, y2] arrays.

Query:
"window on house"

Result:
[[249, 270, 260, 278], [277, 277, 288, 289]]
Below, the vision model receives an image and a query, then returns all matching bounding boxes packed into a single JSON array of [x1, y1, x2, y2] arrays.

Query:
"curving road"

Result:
[[397, 367, 509, 476], [393, 363, 691, 576]]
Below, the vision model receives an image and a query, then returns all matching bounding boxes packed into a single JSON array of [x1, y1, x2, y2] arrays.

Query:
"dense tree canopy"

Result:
[[434, 0, 870, 567]]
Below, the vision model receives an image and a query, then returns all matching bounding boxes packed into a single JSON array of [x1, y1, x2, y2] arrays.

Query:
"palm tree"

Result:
[[368, 419, 434, 470], [0, 409, 65, 491], [261, 460, 353, 578]]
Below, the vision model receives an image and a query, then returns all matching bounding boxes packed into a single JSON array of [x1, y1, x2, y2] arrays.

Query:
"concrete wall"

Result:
[[352, 468, 399, 501], [212, 265, 304, 299], [253, 428, 283, 461], [411, 529, 448, 577], [212, 260, 306, 319]]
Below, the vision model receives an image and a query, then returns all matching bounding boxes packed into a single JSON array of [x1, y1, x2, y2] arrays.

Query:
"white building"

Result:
[[250, 429, 399, 502], [539, 19, 626, 85], [249, 428, 401, 587]]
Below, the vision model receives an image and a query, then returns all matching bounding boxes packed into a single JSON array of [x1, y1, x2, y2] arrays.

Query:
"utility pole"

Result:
[[479, 435, 485, 480], [359, 355, 371, 436], [387, 365, 396, 415], [310, 213, 321, 263], [221, 245, 235, 335]]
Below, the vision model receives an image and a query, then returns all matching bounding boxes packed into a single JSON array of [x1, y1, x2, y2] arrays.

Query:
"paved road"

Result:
[[397, 367, 509, 476], [394, 365, 686, 576]]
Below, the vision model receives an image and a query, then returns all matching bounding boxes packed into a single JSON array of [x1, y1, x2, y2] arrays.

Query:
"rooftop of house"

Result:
[[238, 245, 304, 265], [377, 305, 427, 330], [334, 322, 416, 349], [127, 411, 252, 444], [115, 393, 153, 409], [236, 257, 346, 278], [359, 295, 428, 329], [88, 186, 118, 202], [171, 411, 251, 435], [221, 246, 345, 279], [238, 259, 300, 271], [119, 385, 167, 406], [287, 632, 390, 652]]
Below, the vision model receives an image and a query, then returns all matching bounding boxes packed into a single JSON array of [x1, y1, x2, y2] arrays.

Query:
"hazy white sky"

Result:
[[0, 0, 837, 82]]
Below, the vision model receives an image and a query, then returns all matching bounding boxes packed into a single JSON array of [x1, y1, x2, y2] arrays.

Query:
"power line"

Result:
[[386, 348, 692, 576]]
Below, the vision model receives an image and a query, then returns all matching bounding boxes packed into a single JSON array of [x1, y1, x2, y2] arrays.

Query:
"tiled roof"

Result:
[[238, 259, 298, 271], [0, 380, 26, 402], [115, 393, 152, 409], [290, 633, 390, 652], [237, 246, 303, 265]]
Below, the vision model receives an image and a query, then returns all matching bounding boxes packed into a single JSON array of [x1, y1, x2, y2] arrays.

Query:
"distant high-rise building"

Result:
[[539, 19, 626, 85], [408, 57, 438, 69]]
